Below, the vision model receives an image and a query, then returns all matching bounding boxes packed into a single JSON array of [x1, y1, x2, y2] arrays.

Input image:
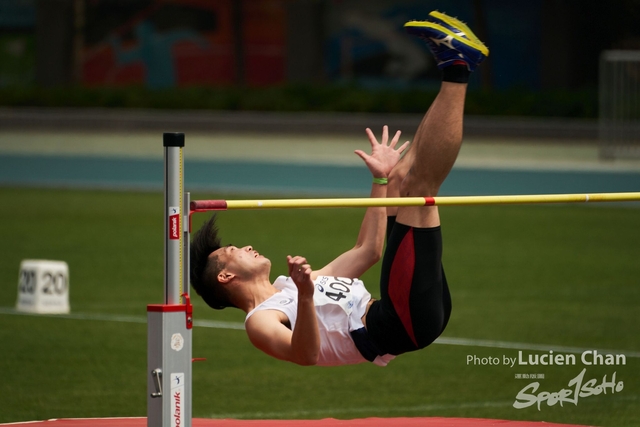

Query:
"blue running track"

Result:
[[1, 154, 640, 197]]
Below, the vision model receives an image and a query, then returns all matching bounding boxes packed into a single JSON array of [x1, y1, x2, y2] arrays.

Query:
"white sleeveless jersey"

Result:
[[245, 275, 394, 367]]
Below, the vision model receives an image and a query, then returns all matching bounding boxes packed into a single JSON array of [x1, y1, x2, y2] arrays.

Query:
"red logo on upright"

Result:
[[169, 207, 180, 240]]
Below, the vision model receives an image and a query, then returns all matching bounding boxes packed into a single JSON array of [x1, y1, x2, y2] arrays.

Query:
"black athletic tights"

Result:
[[365, 216, 452, 356]]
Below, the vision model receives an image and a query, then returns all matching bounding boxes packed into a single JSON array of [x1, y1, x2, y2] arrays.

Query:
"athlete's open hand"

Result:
[[355, 125, 410, 179], [287, 255, 314, 296]]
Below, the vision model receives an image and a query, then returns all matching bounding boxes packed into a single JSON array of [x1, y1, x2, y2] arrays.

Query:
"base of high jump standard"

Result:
[[5, 132, 623, 427]]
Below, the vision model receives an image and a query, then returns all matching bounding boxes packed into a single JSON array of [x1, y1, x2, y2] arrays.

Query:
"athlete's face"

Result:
[[212, 245, 271, 279]]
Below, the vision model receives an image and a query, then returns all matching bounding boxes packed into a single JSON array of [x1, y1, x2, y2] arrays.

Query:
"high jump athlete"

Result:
[[190, 11, 489, 366]]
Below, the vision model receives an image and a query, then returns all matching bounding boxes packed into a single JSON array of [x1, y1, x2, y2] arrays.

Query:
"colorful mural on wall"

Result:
[[324, 0, 541, 90], [81, 0, 286, 88], [0, 0, 557, 92]]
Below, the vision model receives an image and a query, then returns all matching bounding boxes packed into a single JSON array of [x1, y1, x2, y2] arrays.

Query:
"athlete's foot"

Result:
[[404, 11, 489, 72], [427, 11, 488, 52]]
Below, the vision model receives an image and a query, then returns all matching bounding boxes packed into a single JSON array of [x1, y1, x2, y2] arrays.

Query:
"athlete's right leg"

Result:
[[396, 13, 489, 227], [387, 12, 489, 221], [367, 12, 488, 356], [385, 79, 465, 223], [394, 81, 467, 228]]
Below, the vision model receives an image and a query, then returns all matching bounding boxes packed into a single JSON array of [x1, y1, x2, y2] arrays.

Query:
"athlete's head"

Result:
[[190, 214, 271, 310], [190, 214, 233, 309]]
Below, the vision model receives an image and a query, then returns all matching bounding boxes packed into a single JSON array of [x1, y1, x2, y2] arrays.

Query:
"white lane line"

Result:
[[1, 307, 638, 357], [0, 307, 245, 330]]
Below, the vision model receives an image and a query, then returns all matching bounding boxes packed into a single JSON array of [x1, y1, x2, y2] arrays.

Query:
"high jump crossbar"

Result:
[[190, 192, 640, 212]]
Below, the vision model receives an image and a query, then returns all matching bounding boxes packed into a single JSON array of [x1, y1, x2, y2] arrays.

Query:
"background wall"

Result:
[[1, 0, 638, 91]]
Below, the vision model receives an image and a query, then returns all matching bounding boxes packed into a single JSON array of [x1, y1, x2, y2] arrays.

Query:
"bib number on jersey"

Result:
[[314, 277, 355, 315]]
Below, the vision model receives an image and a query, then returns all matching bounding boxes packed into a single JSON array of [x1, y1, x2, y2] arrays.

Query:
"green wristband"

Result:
[[372, 177, 388, 185]]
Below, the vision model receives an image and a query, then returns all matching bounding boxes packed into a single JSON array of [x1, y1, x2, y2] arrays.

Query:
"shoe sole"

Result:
[[428, 11, 489, 56], [404, 21, 489, 57]]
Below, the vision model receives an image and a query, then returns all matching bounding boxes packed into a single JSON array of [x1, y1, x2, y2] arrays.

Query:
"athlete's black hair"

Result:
[[190, 214, 235, 309]]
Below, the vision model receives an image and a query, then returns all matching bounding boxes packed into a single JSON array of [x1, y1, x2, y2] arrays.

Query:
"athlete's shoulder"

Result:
[[245, 308, 290, 332]]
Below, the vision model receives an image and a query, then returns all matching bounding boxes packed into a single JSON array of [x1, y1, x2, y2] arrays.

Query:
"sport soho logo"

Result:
[[466, 350, 627, 411]]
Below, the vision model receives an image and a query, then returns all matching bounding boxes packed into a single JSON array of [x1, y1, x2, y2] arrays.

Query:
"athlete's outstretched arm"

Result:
[[313, 126, 409, 279]]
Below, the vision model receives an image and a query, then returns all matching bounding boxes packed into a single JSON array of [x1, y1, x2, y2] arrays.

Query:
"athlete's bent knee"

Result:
[[400, 170, 439, 197]]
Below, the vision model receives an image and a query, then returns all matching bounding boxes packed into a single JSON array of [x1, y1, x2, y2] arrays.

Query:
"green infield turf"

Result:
[[0, 187, 638, 426]]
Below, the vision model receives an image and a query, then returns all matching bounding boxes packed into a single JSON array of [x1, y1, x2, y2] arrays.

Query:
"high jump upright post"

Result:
[[147, 132, 193, 427]]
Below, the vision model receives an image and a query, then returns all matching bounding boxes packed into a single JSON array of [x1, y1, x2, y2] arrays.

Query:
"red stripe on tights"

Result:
[[388, 229, 418, 347]]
